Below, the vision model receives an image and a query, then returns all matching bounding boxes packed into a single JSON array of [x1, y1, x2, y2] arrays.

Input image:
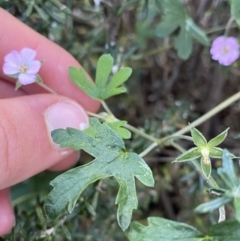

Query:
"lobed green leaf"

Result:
[[208, 220, 240, 240], [128, 218, 240, 241], [127, 217, 203, 241], [95, 54, 114, 88], [106, 67, 132, 90], [107, 121, 131, 139], [45, 118, 154, 231], [68, 67, 97, 99]]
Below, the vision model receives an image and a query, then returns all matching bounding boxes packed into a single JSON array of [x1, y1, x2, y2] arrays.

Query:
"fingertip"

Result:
[[0, 188, 15, 237]]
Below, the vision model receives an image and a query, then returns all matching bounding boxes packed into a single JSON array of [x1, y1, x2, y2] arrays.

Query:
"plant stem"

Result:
[[101, 101, 114, 116], [37, 82, 57, 94], [124, 123, 160, 143], [205, 23, 237, 34], [171, 90, 240, 137], [139, 142, 158, 157], [224, 16, 235, 36], [86, 111, 106, 120]]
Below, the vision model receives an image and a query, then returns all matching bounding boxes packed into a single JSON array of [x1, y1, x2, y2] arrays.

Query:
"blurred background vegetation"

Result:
[[1, 0, 240, 240]]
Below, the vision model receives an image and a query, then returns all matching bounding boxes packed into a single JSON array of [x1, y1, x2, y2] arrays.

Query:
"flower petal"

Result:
[[2, 63, 20, 75], [18, 73, 36, 85], [211, 36, 226, 49], [26, 60, 41, 74], [226, 37, 239, 49], [20, 48, 36, 65], [4, 50, 22, 66]]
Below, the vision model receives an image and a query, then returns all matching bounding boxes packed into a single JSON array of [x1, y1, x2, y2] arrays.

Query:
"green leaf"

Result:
[[230, 0, 240, 26], [45, 118, 154, 231], [234, 194, 240, 222], [208, 128, 229, 147], [107, 121, 132, 139], [195, 196, 232, 213], [34, 4, 49, 21], [155, 16, 179, 38], [208, 219, 240, 240], [185, 18, 210, 46], [201, 157, 211, 179], [174, 26, 193, 60], [155, 0, 186, 38], [160, 0, 186, 22], [62, 225, 72, 240], [173, 147, 200, 162], [95, 54, 114, 88], [49, 0, 72, 15], [103, 86, 128, 99], [106, 67, 132, 90], [127, 217, 203, 241], [128, 218, 240, 241], [68, 67, 97, 98], [217, 149, 237, 189], [70, 54, 132, 100], [190, 126, 207, 147], [117, 0, 139, 15]]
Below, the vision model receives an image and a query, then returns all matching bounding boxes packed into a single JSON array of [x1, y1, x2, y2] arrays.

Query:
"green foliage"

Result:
[[69, 54, 132, 100], [107, 120, 132, 139], [3, 1, 240, 240], [195, 196, 232, 213], [230, 0, 240, 26], [156, 0, 210, 59], [45, 118, 154, 231], [174, 127, 233, 178], [195, 150, 240, 222], [200, 157, 212, 179], [127, 217, 240, 241]]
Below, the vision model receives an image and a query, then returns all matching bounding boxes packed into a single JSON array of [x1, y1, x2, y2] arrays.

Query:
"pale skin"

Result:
[[0, 8, 100, 236]]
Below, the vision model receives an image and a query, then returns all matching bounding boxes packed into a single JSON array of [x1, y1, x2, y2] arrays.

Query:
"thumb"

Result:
[[0, 94, 88, 189]]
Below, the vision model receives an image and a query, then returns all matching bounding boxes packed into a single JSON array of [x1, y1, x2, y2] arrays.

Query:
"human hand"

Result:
[[0, 8, 99, 236]]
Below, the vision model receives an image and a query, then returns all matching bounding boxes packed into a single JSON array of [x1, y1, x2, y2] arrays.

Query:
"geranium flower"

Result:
[[210, 36, 240, 66], [3, 48, 41, 85]]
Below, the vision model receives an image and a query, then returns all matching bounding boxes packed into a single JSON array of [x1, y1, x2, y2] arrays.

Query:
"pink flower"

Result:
[[210, 36, 240, 66], [3, 48, 41, 85]]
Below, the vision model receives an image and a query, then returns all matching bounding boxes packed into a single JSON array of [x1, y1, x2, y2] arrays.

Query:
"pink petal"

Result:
[[211, 36, 226, 49], [20, 48, 36, 65], [4, 51, 22, 66], [2, 63, 20, 75], [18, 73, 36, 85], [26, 60, 41, 74], [226, 37, 239, 49]]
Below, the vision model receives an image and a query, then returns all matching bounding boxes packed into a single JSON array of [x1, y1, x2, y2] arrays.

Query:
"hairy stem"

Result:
[[37, 82, 57, 94]]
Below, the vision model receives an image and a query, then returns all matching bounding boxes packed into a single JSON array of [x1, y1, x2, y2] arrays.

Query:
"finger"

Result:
[[0, 188, 15, 236], [0, 79, 25, 98], [0, 8, 100, 113], [0, 94, 88, 189], [0, 80, 80, 172], [48, 151, 80, 171]]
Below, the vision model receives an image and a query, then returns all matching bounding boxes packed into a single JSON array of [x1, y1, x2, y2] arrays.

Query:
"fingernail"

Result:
[[44, 101, 88, 146]]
